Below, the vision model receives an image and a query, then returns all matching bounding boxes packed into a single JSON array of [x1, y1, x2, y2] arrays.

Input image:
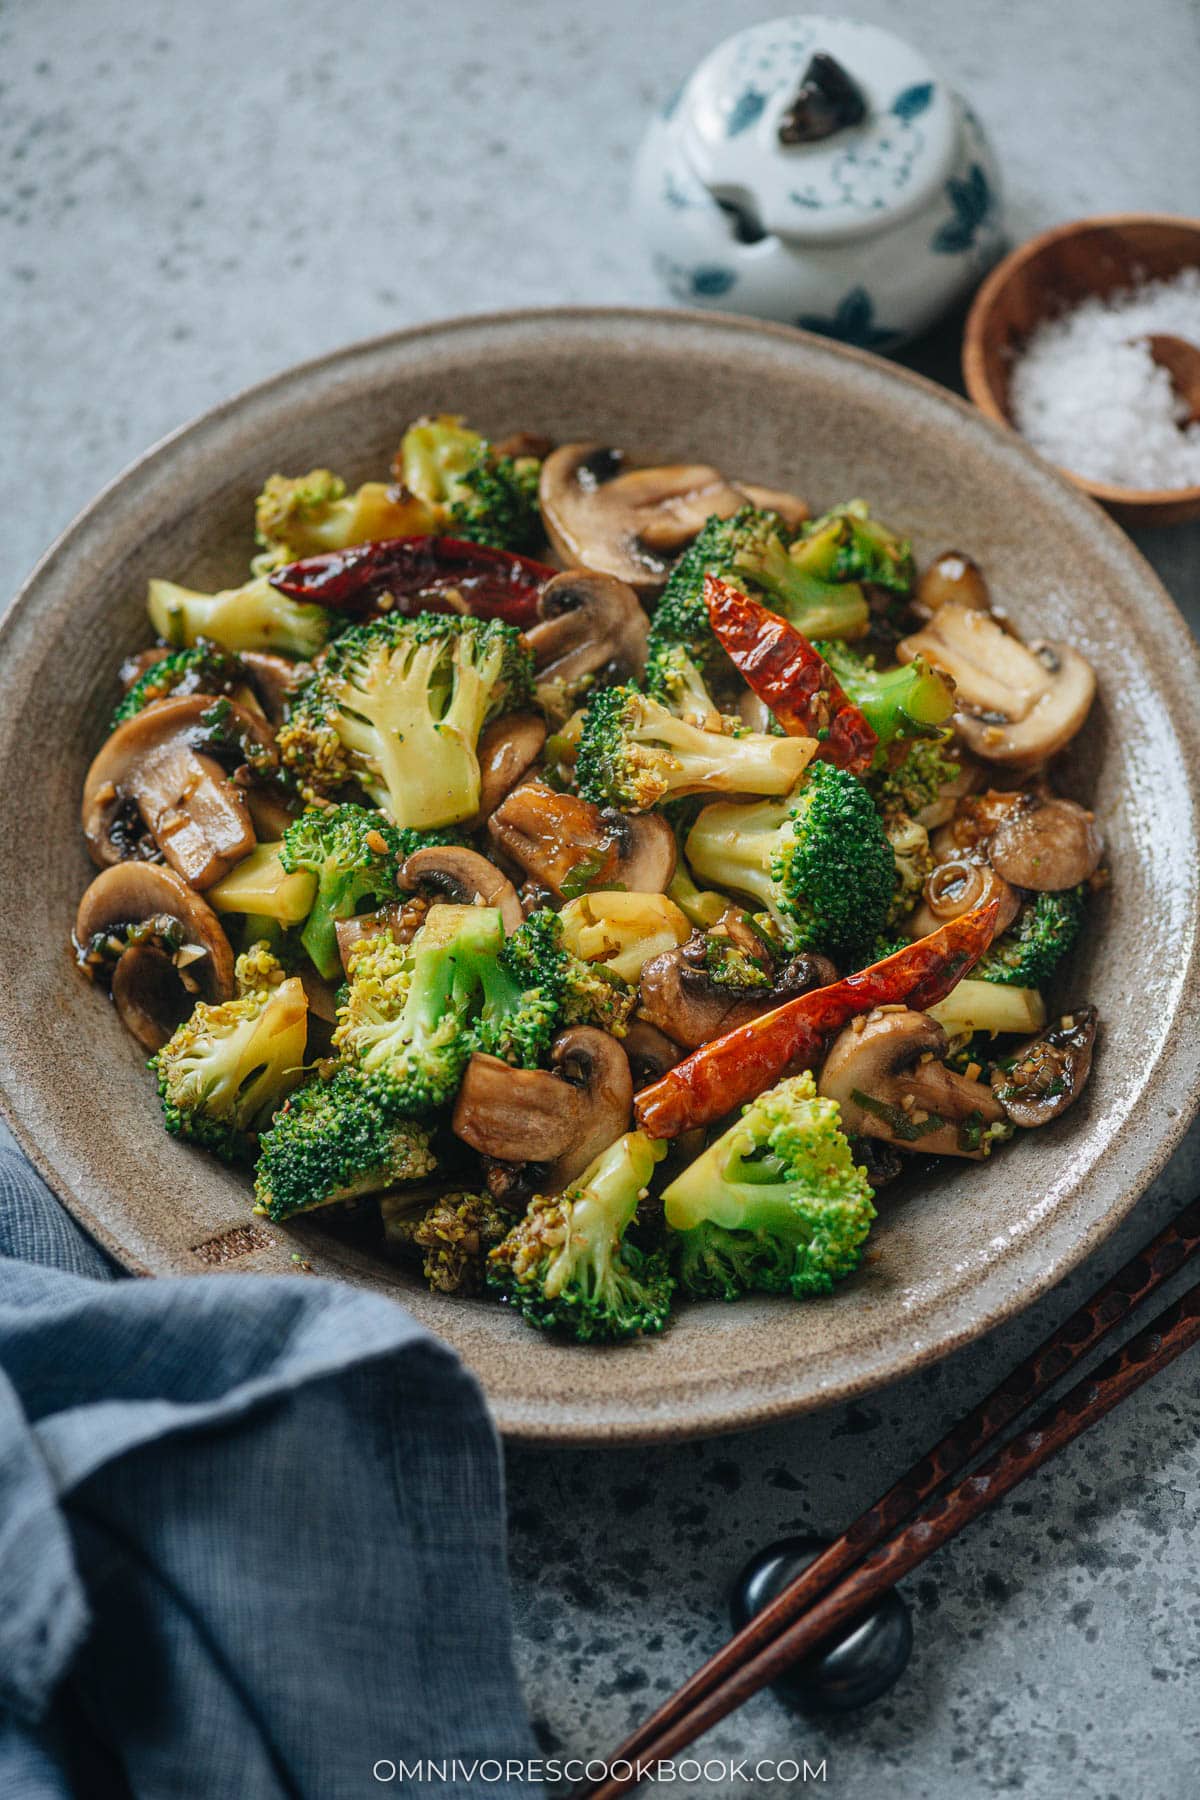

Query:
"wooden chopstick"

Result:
[[580, 1199, 1200, 1800]]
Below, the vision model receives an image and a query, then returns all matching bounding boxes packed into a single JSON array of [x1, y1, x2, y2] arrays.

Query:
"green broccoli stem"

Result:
[[739, 532, 870, 639], [543, 1133, 665, 1301], [815, 642, 955, 747]]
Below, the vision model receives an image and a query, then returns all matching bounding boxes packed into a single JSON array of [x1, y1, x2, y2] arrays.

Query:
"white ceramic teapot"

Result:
[[632, 15, 1004, 347]]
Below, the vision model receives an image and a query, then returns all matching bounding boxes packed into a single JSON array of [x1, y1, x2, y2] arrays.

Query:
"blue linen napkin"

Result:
[[0, 1127, 541, 1799]]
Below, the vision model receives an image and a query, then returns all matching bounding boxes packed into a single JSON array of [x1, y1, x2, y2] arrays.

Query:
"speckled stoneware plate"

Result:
[[3, 309, 1200, 1443]]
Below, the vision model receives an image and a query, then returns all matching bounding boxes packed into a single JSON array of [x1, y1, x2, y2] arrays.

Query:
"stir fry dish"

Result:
[[74, 416, 1104, 1344]]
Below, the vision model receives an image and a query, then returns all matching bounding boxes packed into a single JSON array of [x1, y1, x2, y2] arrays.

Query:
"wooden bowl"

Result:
[[963, 214, 1200, 526], [4, 309, 1200, 1441]]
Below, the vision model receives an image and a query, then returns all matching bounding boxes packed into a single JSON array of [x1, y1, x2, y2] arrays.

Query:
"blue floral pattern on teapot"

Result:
[[633, 17, 1004, 347]]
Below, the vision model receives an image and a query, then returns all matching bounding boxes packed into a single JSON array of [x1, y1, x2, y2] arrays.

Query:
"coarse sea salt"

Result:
[[1009, 267, 1200, 491]]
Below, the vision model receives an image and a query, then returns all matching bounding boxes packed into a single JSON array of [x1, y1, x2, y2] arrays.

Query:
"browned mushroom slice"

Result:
[[74, 862, 235, 1050], [525, 570, 650, 693], [472, 713, 548, 822], [736, 483, 809, 532], [898, 602, 1096, 770], [992, 1006, 1098, 1127], [639, 928, 838, 1050], [988, 798, 1103, 891], [622, 1020, 683, 1087], [914, 551, 991, 621], [244, 782, 303, 841], [538, 444, 748, 592], [488, 781, 676, 898], [82, 694, 275, 889], [907, 858, 1021, 943], [818, 1007, 1008, 1159], [239, 651, 310, 725], [400, 845, 523, 933], [452, 1055, 586, 1164], [491, 429, 556, 463], [334, 897, 428, 969], [452, 1027, 633, 1193], [543, 1027, 634, 1189], [118, 645, 172, 692]]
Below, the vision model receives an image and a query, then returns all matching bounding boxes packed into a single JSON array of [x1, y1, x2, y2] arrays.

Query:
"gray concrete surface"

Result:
[[3, 2, 1199, 1795]]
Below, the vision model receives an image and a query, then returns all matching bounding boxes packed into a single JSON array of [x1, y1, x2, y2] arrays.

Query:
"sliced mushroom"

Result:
[[737, 483, 810, 533], [913, 750, 985, 830], [988, 798, 1103, 891], [108, 944, 190, 1052], [639, 932, 837, 1050], [399, 845, 523, 933], [525, 570, 650, 690], [907, 859, 1021, 943], [544, 1027, 634, 1190], [471, 713, 548, 822], [898, 603, 1096, 770], [930, 789, 1027, 863], [239, 651, 309, 725], [491, 428, 556, 462], [488, 781, 676, 898], [819, 1008, 1007, 1159], [334, 896, 428, 969], [914, 551, 991, 621], [622, 1020, 683, 1088], [244, 782, 303, 841], [82, 694, 275, 889], [74, 862, 235, 1050], [539, 445, 748, 592], [991, 1005, 1098, 1127], [452, 1026, 632, 1193], [118, 645, 171, 691]]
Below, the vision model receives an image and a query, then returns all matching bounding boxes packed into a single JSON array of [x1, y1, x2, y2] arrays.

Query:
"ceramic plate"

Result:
[[3, 309, 1199, 1442]]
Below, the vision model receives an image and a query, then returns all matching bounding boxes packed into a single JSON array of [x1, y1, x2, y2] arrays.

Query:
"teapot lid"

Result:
[[676, 15, 958, 244]]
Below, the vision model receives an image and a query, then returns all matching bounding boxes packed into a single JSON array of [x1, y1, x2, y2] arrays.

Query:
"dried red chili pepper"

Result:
[[704, 573, 878, 774], [268, 535, 556, 626], [634, 897, 1001, 1138]]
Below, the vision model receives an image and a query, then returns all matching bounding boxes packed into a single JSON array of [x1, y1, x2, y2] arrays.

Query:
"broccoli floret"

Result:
[[461, 906, 635, 1067], [811, 500, 914, 594], [151, 956, 308, 1164], [279, 805, 406, 981], [557, 892, 692, 986], [735, 515, 873, 641], [663, 1071, 876, 1300], [575, 684, 814, 812], [382, 1189, 511, 1294], [111, 642, 245, 728], [448, 449, 543, 554], [278, 611, 533, 828], [333, 903, 500, 1112], [253, 468, 436, 568], [815, 639, 955, 751], [866, 733, 962, 822], [398, 415, 487, 505], [702, 911, 777, 989], [638, 646, 725, 733], [645, 508, 787, 699], [398, 415, 544, 552], [686, 762, 895, 963], [976, 888, 1087, 988], [254, 1068, 436, 1221], [886, 812, 933, 926], [488, 1131, 673, 1342], [148, 574, 333, 660], [499, 908, 635, 1045]]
